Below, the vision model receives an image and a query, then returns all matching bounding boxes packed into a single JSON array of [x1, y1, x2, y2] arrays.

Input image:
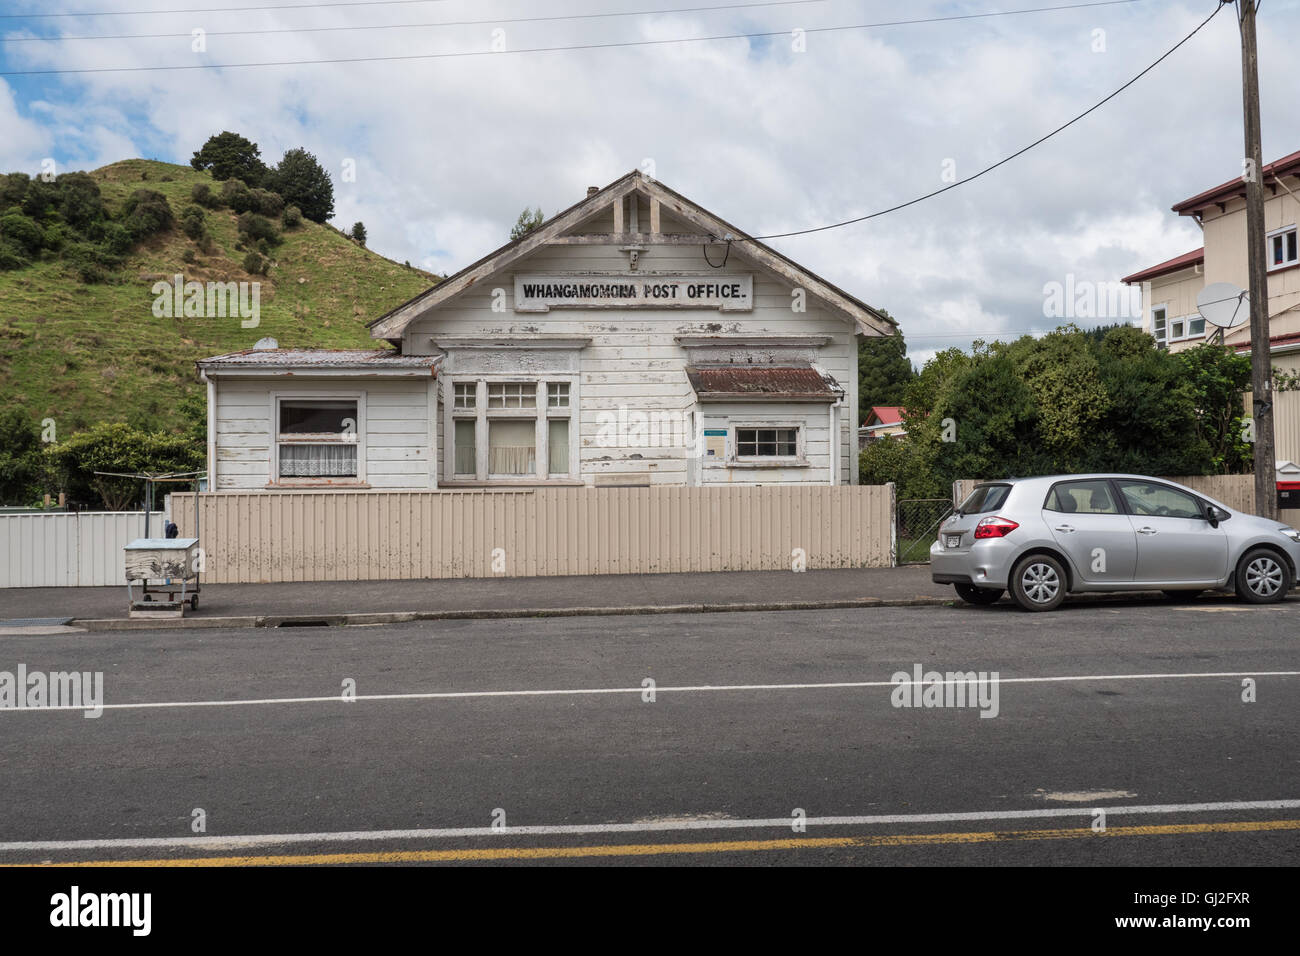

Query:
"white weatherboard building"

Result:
[[198, 171, 893, 490]]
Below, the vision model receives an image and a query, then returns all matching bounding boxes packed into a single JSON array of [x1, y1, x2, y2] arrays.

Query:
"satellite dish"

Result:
[[1197, 282, 1249, 329]]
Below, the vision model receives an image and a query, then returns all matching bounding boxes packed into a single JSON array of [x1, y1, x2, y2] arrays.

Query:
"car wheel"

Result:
[[1010, 554, 1066, 612], [1234, 548, 1292, 604], [1162, 589, 1204, 601], [954, 583, 1004, 606]]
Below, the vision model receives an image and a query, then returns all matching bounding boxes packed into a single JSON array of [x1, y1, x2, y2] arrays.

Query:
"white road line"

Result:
[[1, 670, 1298, 714], [2, 799, 1297, 853]]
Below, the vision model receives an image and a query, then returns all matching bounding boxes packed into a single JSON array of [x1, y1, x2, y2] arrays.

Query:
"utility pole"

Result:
[[1235, 0, 1278, 519]]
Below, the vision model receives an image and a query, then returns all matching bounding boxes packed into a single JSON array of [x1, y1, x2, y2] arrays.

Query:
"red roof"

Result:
[[1121, 247, 1203, 285], [865, 405, 905, 426], [685, 365, 839, 401], [1172, 149, 1300, 216]]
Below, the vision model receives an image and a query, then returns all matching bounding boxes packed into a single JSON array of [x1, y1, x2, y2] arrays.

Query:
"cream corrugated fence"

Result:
[[169, 485, 896, 584]]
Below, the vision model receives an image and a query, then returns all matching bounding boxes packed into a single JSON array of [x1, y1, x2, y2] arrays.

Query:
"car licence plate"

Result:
[[945, 534, 961, 549]]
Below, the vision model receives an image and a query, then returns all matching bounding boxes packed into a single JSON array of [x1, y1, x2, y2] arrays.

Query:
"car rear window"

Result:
[[957, 484, 1011, 514]]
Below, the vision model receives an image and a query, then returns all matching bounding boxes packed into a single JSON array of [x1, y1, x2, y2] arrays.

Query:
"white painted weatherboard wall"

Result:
[[407, 240, 859, 487], [213, 378, 436, 490]]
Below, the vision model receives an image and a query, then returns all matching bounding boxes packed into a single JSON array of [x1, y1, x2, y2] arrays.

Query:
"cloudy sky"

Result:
[[2, 0, 1297, 365]]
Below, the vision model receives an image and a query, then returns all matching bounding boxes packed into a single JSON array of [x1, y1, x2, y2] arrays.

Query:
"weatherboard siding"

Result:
[[406, 238, 858, 487], [213, 378, 436, 491]]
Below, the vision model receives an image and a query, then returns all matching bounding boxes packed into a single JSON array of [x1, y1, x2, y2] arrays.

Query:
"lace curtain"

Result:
[[279, 443, 357, 477]]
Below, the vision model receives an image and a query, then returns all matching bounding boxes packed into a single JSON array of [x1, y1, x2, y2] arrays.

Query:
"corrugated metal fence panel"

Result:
[[168, 486, 894, 584], [0, 512, 164, 588]]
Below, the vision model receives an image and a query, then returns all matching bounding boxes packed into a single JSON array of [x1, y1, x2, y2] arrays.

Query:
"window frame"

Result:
[[1151, 305, 1168, 347], [444, 375, 577, 483], [269, 391, 367, 486], [1267, 224, 1299, 272], [727, 422, 807, 467]]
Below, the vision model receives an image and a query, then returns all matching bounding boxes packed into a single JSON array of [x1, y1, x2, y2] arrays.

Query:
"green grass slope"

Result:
[[0, 158, 438, 434]]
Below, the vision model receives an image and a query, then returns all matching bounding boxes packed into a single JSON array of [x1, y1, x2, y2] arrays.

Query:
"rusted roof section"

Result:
[[197, 348, 440, 371], [686, 365, 840, 401]]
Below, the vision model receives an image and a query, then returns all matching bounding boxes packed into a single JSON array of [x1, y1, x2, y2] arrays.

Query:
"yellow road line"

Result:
[[15, 818, 1300, 867]]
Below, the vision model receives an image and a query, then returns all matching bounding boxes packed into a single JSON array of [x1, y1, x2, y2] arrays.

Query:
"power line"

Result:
[[734, 2, 1221, 241], [1, 0, 829, 43], [0, 0, 458, 19], [0, 0, 1141, 76]]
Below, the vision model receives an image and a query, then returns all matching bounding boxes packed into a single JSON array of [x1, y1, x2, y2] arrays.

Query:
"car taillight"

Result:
[[973, 516, 1019, 538]]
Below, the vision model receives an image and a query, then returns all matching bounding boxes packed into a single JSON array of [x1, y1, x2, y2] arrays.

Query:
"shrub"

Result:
[[0, 172, 31, 208], [249, 188, 284, 217], [190, 182, 221, 209], [220, 178, 254, 213], [242, 250, 266, 275], [256, 237, 270, 256], [0, 212, 43, 255], [121, 188, 174, 239], [0, 239, 28, 271], [237, 211, 280, 245], [98, 221, 134, 256], [181, 248, 197, 264], [63, 241, 123, 283], [281, 204, 302, 228], [179, 204, 206, 241], [350, 221, 367, 246], [56, 172, 106, 230]]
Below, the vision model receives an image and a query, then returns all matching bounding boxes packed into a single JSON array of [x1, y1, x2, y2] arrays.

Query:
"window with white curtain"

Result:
[[276, 398, 359, 479], [451, 379, 572, 481]]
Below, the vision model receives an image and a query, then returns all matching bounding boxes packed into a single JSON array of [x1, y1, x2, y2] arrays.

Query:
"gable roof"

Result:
[[368, 170, 895, 343], [865, 405, 905, 426]]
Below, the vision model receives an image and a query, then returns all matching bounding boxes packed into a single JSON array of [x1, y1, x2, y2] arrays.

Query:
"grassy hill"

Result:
[[0, 158, 438, 434]]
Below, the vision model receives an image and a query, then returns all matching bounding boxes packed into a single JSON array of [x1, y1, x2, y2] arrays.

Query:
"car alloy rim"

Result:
[[1021, 563, 1060, 604], [1246, 556, 1283, 596]]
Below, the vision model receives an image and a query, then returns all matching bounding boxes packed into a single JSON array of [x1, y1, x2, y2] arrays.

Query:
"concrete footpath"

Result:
[[0, 566, 956, 630]]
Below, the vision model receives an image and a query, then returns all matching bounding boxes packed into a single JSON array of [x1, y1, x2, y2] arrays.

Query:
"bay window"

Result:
[[449, 378, 574, 481]]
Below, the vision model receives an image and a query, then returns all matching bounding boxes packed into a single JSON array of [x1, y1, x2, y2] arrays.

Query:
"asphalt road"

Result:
[[0, 599, 1297, 866]]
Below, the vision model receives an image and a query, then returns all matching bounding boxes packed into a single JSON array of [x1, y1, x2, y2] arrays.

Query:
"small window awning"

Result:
[[686, 365, 841, 402]]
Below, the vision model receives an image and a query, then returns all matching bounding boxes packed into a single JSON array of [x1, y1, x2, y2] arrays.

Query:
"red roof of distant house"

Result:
[[865, 405, 905, 426], [1121, 247, 1204, 285], [1172, 149, 1300, 216]]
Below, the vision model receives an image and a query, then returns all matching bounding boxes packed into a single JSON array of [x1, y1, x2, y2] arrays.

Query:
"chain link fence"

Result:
[[894, 498, 953, 565]]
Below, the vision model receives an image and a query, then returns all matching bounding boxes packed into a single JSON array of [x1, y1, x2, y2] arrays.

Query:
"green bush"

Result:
[[55, 172, 106, 230], [0, 172, 31, 208], [249, 188, 284, 217], [0, 239, 29, 271], [179, 203, 206, 241], [0, 408, 50, 506], [0, 212, 43, 255], [237, 211, 280, 245], [190, 182, 221, 208], [281, 204, 302, 228], [242, 250, 266, 275], [220, 178, 254, 213], [121, 188, 174, 239], [99, 222, 134, 256], [45, 421, 203, 510], [265, 147, 334, 223], [63, 241, 122, 283]]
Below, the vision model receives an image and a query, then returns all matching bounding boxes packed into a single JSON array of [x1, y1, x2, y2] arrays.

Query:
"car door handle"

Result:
[[1136, 526, 1157, 535], [1054, 524, 1075, 533]]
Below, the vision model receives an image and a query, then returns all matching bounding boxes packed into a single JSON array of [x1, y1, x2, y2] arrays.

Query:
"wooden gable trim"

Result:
[[368, 171, 894, 342]]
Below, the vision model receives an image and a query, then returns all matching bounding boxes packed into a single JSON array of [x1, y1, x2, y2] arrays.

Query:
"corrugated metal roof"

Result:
[[686, 365, 840, 401], [198, 349, 440, 370]]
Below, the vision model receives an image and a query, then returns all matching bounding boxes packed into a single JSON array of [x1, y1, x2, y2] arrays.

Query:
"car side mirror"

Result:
[[1206, 506, 1226, 527]]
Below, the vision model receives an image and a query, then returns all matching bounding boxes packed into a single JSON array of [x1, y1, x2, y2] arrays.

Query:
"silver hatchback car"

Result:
[[930, 474, 1300, 611]]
